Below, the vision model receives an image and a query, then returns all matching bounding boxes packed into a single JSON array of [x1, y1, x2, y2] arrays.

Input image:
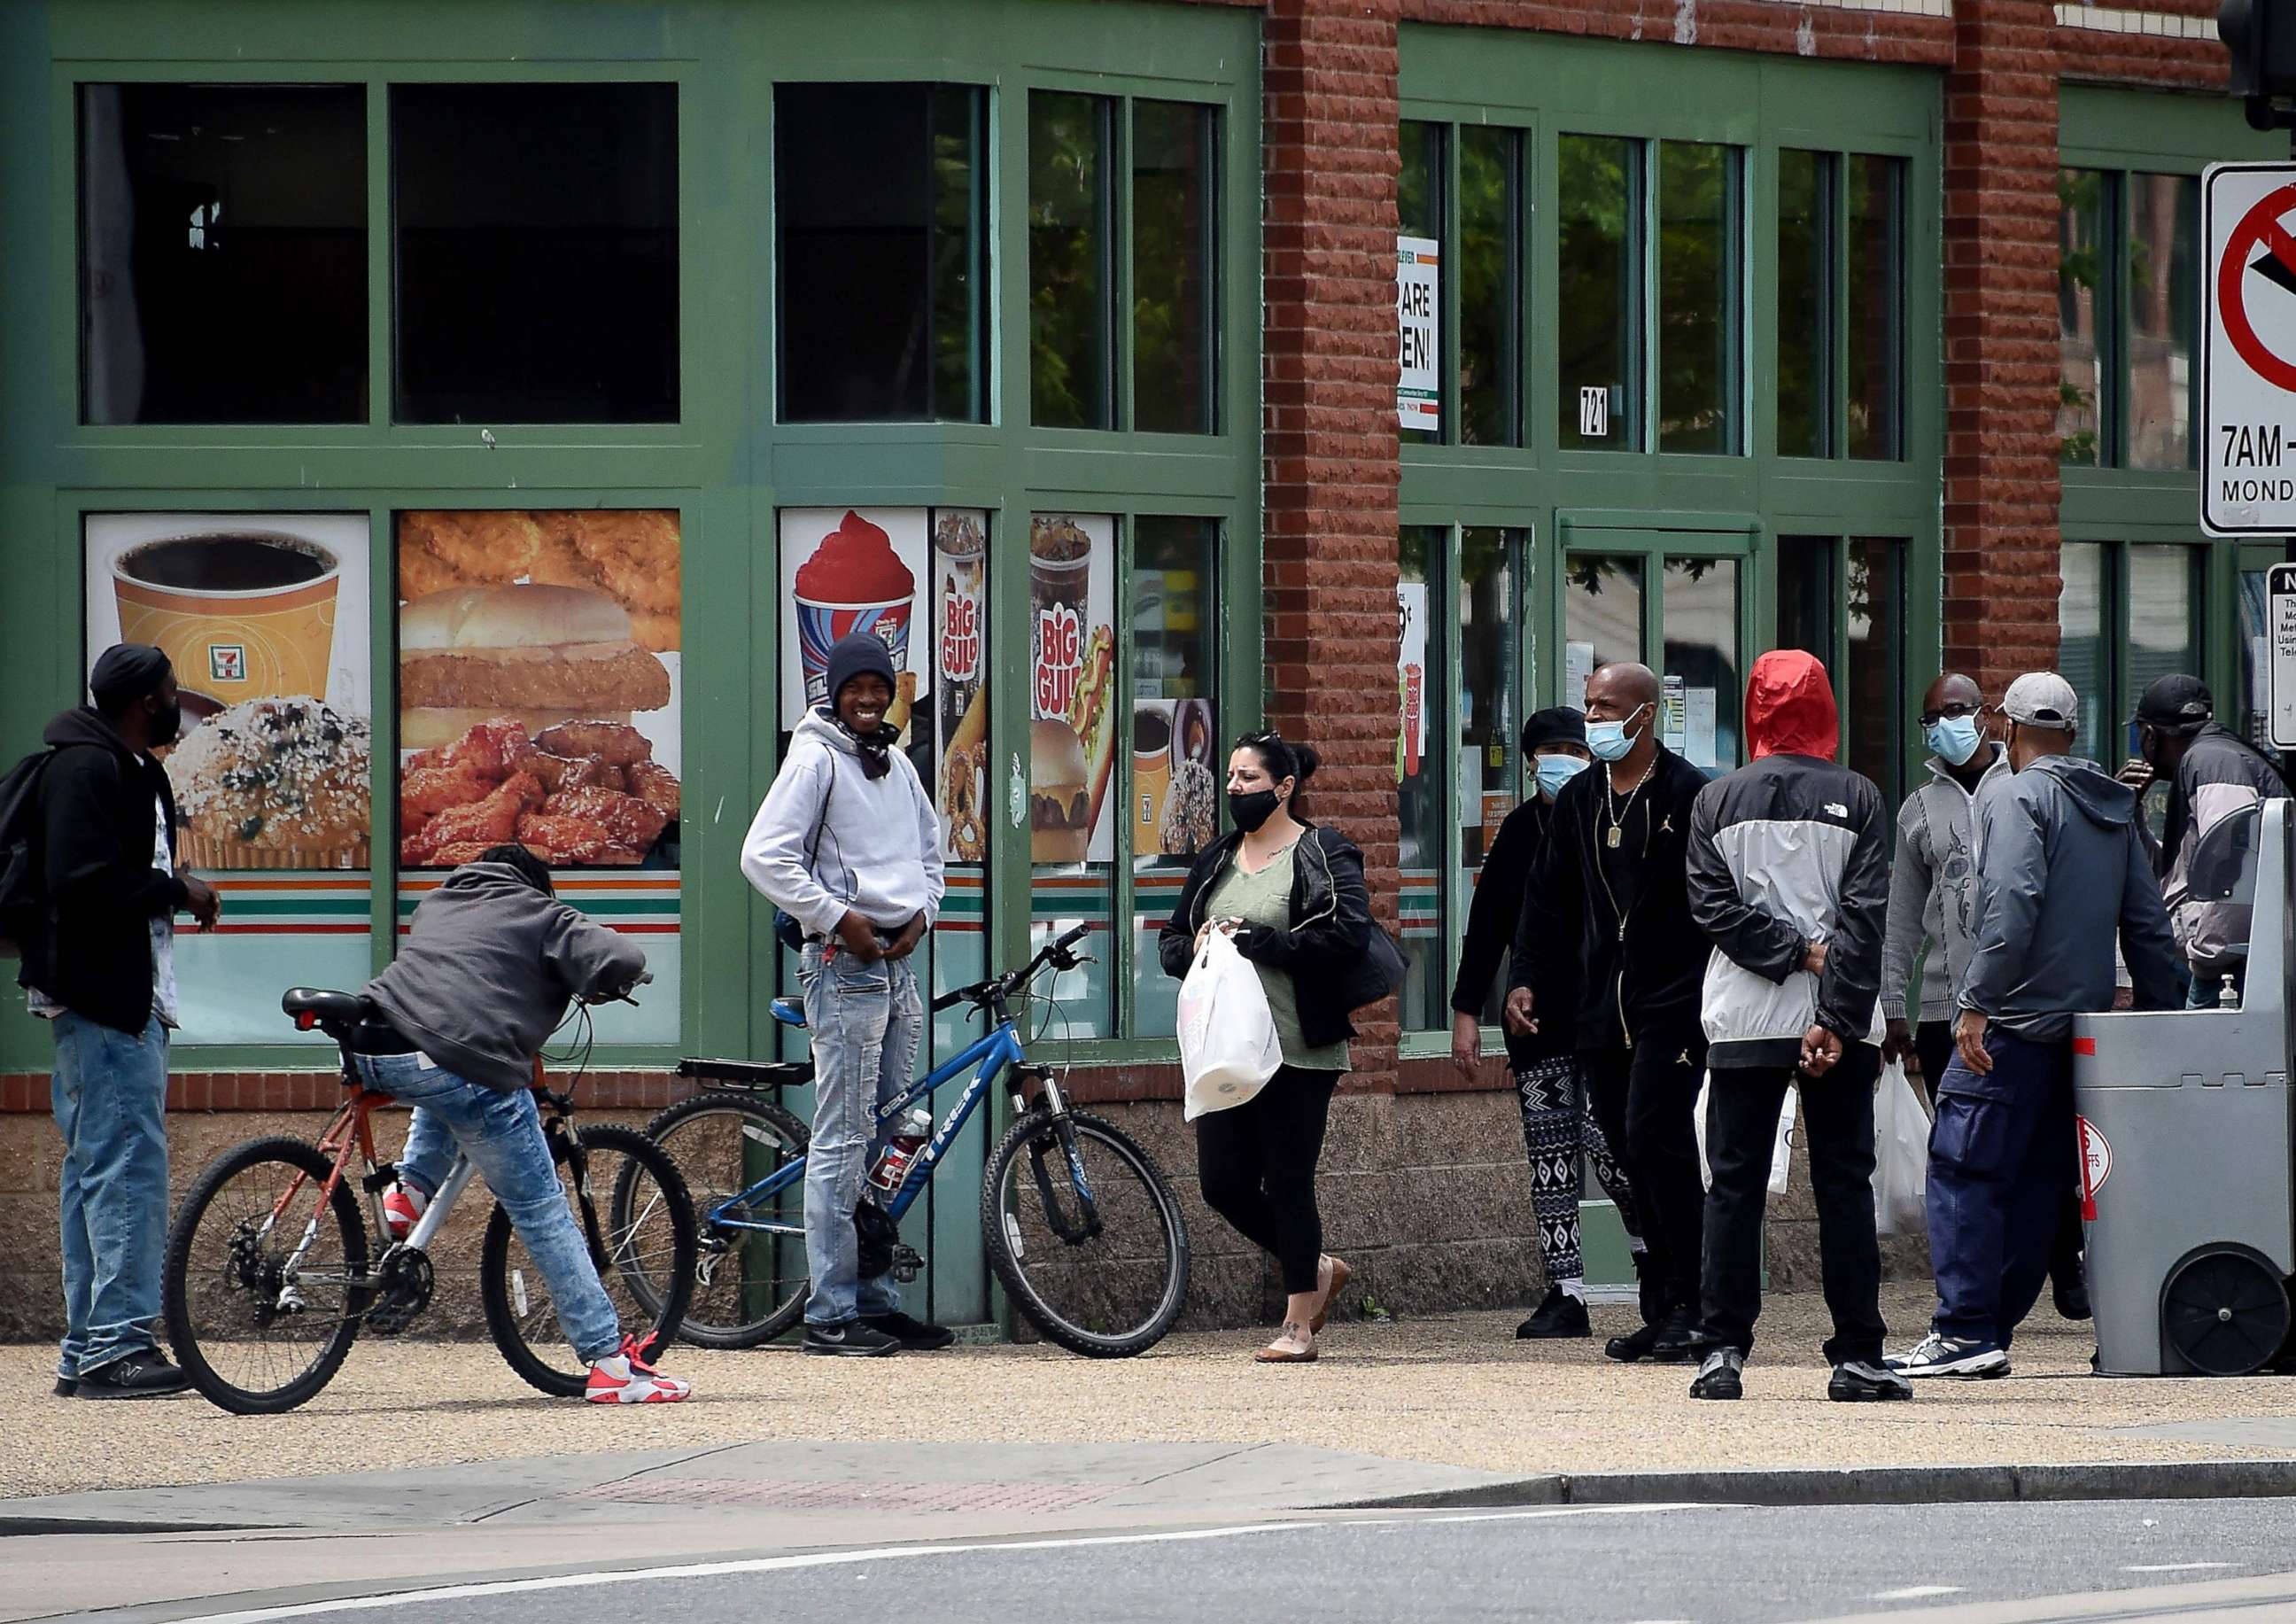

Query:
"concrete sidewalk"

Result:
[[9, 1286, 2296, 1504]]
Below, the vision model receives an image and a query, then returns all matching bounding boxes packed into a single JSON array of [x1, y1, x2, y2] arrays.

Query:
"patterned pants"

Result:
[[1516, 1053, 1643, 1284]]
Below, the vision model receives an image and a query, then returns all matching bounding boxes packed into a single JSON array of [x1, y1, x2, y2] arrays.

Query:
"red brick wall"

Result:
[[1942, 0, 2064, 693], [1260, 0, 1408, 1084], [1401, 0, 1953, 65]]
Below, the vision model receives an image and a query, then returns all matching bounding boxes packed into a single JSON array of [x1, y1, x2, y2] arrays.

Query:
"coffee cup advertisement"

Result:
[[1028, 514, 1115, 866]]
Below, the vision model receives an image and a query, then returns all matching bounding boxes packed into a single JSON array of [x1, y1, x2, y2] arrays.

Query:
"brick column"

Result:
[[1261, 0, 1405, 1077], [1941, 0, 2061, 694]]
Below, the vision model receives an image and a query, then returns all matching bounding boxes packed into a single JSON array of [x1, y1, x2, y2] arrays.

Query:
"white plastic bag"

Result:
[[1177, 929, 1283, 1122], [1873, 1057, 1931, 1236], [1695, 1071, 1796, 1197]]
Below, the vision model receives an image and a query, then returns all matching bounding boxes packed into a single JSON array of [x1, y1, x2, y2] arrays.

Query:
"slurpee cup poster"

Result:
[[1396, 580, 1428, 783], [779, 508, 930, 734]]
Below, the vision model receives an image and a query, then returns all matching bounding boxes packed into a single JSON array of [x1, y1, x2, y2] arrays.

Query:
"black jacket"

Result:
[[1513, 743, 1709, 1052], [18, 707, 189, 1034], [1452, 796, 1574, 1062], [1160, 823, 1379, 1053]]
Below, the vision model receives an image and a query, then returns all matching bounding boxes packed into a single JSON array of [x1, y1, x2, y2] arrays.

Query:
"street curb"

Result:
[[0, 1516, 257, 1536], [1334, 1458, 2296, 1511]]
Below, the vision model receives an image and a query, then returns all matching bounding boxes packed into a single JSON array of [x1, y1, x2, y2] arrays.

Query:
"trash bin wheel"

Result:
[[2161, 1249, 2291, 1377]]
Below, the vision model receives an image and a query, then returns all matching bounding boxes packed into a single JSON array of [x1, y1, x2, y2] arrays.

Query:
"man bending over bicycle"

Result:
[[741, 633, 952, 1356], [358, 844, 689, 1403]]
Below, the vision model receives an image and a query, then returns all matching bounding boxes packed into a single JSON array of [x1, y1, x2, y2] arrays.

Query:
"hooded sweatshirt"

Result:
[[361, 861, 647, 1092], [1686, 651, 1890, 1068], [741, 709, 944, 936], [1959, 754, 2183, 1042], [1879, 743, 2013, 1025], [2155, 722, 2287, 974]]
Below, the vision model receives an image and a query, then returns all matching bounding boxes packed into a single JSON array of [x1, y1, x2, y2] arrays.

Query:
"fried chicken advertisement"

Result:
[[398, 717, 678, 869]]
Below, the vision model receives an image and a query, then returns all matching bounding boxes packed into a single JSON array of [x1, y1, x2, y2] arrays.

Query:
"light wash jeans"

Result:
[[797, 945, 923, 1326], [50, 1010, 171, 1379], [353, 1052, 623, 1364]]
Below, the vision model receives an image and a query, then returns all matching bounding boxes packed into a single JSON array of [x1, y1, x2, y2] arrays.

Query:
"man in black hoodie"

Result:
[[1507, 663, 1712, 1363], [20, 645, 219, 1399]]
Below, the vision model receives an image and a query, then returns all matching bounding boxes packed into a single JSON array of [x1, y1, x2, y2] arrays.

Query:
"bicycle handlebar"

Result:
[[930, 922, 1093, 1015]]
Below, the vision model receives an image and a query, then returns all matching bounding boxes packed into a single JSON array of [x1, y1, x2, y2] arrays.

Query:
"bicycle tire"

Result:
[[163, 1135, 370, 1415], [640, 1091, 811, 1348], [981, 1108, 1191, 1358], [480, 1123, 696, 1396]]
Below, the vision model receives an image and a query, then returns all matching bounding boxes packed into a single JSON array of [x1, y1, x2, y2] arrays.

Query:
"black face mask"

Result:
[[150, 698, 183, 750], [1228, 789, 1281, 833]]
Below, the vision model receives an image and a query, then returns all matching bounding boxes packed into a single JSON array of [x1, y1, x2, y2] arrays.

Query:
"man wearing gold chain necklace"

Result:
[[1507, 663, 1715, 1364]]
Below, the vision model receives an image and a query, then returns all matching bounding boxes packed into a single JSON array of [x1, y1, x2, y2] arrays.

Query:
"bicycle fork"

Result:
[[1020, 1071, 1102, 1245]]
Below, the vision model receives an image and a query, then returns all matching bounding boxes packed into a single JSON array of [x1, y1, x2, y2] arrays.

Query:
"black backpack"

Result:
[[0, 748, 55, 960]]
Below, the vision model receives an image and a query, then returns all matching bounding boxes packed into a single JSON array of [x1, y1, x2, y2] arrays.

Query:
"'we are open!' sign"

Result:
[[1396, 236, 1439, 432]]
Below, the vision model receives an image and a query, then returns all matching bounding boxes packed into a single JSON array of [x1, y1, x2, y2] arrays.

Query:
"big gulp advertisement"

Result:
[[393, 510, 682, 870], [1028, 514, 1115, 866]]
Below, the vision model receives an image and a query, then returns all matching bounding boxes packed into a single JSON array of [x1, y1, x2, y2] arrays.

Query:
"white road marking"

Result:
[[1868, 1586, 1964, 1600], [2126, 1561, 2236, 1573], [174, 1504, 1714, 1623]]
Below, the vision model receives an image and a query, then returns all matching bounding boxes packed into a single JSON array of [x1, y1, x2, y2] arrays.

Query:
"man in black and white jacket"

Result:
[[1682, 649, 1907, 1403]]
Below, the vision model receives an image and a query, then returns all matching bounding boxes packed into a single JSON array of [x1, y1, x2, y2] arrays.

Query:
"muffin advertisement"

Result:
[[85, 513, 373, 871], [1028, 514, 1116, 866], [394, 510, 682, 870]]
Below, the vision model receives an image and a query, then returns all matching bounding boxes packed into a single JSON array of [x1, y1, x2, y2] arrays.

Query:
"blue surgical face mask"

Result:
[[1924, 714, 1983, 767], [1584, 703, 1648, 763], [1534, 753, 1589, 799]]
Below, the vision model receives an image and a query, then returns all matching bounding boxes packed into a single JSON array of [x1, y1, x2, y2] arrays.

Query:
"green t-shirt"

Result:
[[1206, 843, 1352, 1073]]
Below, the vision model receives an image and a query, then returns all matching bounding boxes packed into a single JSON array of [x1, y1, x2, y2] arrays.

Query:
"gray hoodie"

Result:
[[741, 710, 944, 936], [1879, 744, 2011, 1024], [1959, 755, 2182, 1042], [362, 862, 648, 1092]]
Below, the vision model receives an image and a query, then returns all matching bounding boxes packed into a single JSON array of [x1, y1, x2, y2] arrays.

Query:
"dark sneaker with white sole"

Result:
[[1886, 1331, 2009, 1379], [1516, 1286, 1591, 1340], [1689, 1347, 1744, 1400], [74, 1350, 190, 1399], [865, 1311, 957, 1351], [1828, 1360, 1914, 1402], [803, 1319, 903, 1356]]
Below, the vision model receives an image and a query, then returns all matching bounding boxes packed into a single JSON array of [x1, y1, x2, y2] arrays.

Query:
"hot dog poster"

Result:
[[1028, 513, 1116, 866], [392, 509, 684, 871]]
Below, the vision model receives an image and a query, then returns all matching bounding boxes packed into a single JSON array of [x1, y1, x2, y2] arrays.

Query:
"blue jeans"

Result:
[[1925, 1027, 2073, 1348], [50, 1011, 171, 1378], [353, 1052, 623, 1364], [798, 945, 923, 1326]]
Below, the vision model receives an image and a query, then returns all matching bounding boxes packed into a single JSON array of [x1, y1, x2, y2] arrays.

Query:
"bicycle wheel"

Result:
[[480, 1123, 696, 1396], [981, 1108, 1190, 1358], [640, 1092, 811, 1348], [163, 1135, 370, 1415]]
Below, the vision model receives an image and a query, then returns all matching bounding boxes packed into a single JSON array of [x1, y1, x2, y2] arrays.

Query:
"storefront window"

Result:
[[1400, 121, 1446, 446], [1397, 527, 1445, 1028], [1661, 557, 1740, 771], [2059, 540, 2203, 803], [393, 82, 679, 425], [1847, 157, 1904, 461], [1776, 534, 1835, 662], [1132, 101, 1218, 436], [2127, 172, 2198, 472], [775, 84, 988, 423], [1776, 151, 1829, 461], [2059, 168, 2113, 466], [1558, 135, 1641, 451], [1029, 92, 1115, 431], [80, 84, 367, 425], [1131, 518, 1220, 1037], [1656, 142, 1740, 455], [1458, 528, 1521, 1022], [1564, 553, 1643, 700], [1846, 538, 1908, 806], [1459, 128, 1521, 448], [2059, 540, 2109, 765]]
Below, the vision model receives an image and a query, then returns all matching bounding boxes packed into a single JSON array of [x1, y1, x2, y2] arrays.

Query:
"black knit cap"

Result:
[[822, 633, 897, 706], [1520, 705, 1586, 754], [2133, 673, 2213, 734], [88, 643, 172, 708]]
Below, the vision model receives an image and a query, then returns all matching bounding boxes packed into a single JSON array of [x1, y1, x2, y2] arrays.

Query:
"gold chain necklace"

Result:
[[1601, 758, 1655, 851]]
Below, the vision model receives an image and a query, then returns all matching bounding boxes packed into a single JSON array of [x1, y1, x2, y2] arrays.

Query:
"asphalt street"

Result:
[[52, 1496, 2296, 1624]]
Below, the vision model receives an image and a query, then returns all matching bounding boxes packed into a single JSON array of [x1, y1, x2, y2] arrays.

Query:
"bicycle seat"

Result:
[[283, 988, 374, 1030], [769, 997, 807, 1029]]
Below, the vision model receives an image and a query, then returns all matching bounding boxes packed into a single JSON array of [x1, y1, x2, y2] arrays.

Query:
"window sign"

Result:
[[1397, 236, 1440, 431], [1029, 514, 1118, 1037], [85, 513, 373, 1045]]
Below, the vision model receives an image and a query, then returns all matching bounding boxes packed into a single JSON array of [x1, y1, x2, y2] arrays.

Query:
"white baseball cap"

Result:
[[2002, 672, 2078, 730]]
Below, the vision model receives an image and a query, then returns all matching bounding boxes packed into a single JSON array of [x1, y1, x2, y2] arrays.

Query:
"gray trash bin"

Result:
[[2072, 798, 2295, 1377]]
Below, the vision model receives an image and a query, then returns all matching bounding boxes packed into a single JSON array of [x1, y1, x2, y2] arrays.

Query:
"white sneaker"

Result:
[[1886, 1331, 2010, 1379], [585, 1335, 691, 1403], [382, 1185, 427, 1241]]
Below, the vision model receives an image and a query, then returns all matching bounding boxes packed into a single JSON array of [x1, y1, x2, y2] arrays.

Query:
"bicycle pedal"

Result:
[[892, 1244, 925, 1284]]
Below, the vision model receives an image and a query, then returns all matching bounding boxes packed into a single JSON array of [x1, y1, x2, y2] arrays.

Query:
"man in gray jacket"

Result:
[[1889, 673, 2181, 1379], [742, 633, 948, 1357]]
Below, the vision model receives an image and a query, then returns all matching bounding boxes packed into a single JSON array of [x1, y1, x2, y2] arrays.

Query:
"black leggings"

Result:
[[1194, 1065, 1341, 1296]]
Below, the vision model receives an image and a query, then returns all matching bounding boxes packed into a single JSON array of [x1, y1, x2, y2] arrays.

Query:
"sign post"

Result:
[[2204, 162, 2296, 535]]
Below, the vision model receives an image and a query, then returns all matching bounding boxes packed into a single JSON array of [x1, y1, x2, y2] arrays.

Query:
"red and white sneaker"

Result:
[[585, 1334, 691, 1404], [382, 1185, 428, 1241]]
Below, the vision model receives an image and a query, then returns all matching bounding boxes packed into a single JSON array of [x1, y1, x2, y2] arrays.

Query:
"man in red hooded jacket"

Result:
[[1680, 650, 1907, 1403]]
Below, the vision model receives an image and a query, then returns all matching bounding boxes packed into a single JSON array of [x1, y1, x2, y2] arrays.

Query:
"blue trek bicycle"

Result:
[[650, 923, 1191, 1357]]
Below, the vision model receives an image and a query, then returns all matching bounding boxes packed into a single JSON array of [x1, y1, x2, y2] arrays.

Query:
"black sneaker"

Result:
[[1648, 1306, 1704, 1364], [2053, 1273, 2092, 1322], [1689, 1347, 1744, 1400], [74, 1350, 190, 1399], [1516, 1286, 1591, 1340], [53, 1376, 76, 1398], [1605, 1322, 1663, 1363], [803, 1319, 902, 1356], [865, 1311, 957, 1351], [1828, 1360, 1914, 1403]]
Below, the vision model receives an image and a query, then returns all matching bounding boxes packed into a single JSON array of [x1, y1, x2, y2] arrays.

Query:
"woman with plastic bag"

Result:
[[1160, 730, 1400, 1364]]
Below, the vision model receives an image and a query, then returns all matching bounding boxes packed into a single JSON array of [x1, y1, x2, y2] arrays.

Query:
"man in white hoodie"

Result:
[[742, 634, 948, 1356]]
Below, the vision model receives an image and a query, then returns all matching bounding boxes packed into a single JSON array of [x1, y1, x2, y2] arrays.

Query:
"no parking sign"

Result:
[[2204, 163, 2296, 535]]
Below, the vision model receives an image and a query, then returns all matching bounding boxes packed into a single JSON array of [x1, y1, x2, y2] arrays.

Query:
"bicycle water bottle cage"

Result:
[[769, 997, 807, 1030]]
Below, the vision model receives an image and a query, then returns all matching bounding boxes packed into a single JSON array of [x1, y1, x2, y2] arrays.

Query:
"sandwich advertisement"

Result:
[[1028, 514, 1116, 867], [393, 510, 682, 871], [84, 511, 375, 1044]]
